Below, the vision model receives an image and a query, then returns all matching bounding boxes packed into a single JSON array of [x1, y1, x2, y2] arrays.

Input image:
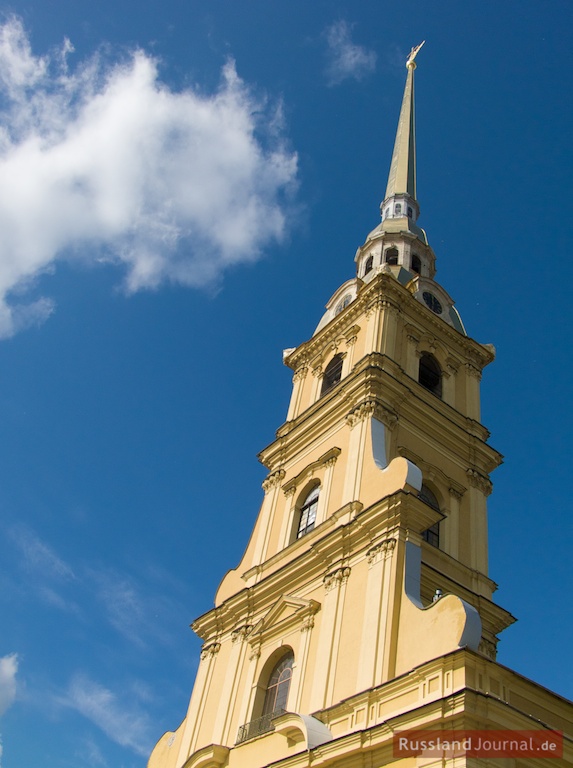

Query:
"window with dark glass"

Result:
[[364, 255, 374, 276], [320, 354, 343, 396], [411, 254, 421, 274], [418, 353, 442, 397], [419, 484, 440, 548], [407, 206, 413, 218], [335, 294, 352, 315], [385, 247, 399, 266], [237, 649, 295, 743], [297, 485, 319, 538], [261, 651, 294, 717]]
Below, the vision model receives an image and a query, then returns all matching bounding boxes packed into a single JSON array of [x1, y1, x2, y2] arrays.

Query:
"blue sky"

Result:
[[0, 1, 572, 765]]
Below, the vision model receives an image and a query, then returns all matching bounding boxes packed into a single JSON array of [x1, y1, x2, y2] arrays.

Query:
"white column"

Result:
[[234, 644, 261, 737], [376, 539, 397, 684], [212, 629, 250, 745], [286, 366, 307, 421], [309, 567, 351, 711], [466, 470, 491, 574], [344, 332, 358, 374], [443, 357, 459, 408], [278, 488, 297, 549], [465, 363, 482, 420], [364, 299, 382, 354], [176, 641, 221, 764], [255, 470, 285, 563], [290, 610, 316, 711], [342, 405, 372, 505], [446, 488, 462, 559], [379, 299, 400, 358], [310, 365, 323, 403], [315, 456, 337, 526], [405, 328, 420, 378]]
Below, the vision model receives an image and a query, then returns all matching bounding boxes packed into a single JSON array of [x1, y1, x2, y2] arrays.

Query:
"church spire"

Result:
[[380, 41, 424, 226]]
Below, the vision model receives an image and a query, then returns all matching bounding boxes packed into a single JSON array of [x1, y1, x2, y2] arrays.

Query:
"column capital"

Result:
[[466, 468, 492, 496], [262, 468, 285, 492], [200, 641, 221, 661], [323, 566, 351, 592]]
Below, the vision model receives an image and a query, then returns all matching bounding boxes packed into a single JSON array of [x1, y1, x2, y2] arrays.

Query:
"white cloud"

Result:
[[0, 654, 18, 716], [76, 736, 109, 767], [10, 525, 75, 582], [92, 569, 146, 645], [66, 674, 153, 757], [324, 21, 377, 85], [0, 17, 298, 338], [8, 526, 80, 614]]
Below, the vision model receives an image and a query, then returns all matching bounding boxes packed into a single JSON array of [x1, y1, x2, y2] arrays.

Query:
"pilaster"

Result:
[[286, 365, 308, 421], [465, 363, 482, 421], [254, 469, 285, 564], [176, 640, 221, 763], [234, 643, 261, 744], [211, 628, 251, 744], [356, 538, 397, 691], [309, 566, 351, 711]]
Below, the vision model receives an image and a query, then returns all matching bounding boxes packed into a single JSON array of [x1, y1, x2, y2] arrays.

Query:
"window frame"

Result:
[[385, 247, 399, 266], [419, 484, 441, 548], [296, 484, 320, 539], [261, 650, 294, 717], [320, 354, 343, 396], [418, 353, 442, 398]]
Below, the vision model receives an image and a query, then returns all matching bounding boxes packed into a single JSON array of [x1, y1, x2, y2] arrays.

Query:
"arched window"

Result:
[[385, 247, 399, 266], [364, 255, 374, 276], [297, 485, 319, 538], [238, 649, 294, 742], [394, 203, 402, 215], [411, 254, 421, 275], [418, 353, 442, 397], [321, 354, 343, 396], [261, 651, 294, 717], [407, 206, 413, 218], [419, 484, 440, 548]]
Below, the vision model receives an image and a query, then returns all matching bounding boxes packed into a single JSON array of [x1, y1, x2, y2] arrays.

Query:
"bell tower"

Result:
[[148, 46, 573, 768]]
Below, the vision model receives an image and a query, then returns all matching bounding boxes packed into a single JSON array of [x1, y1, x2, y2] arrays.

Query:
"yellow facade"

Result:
[[148, 49, 573, 768]]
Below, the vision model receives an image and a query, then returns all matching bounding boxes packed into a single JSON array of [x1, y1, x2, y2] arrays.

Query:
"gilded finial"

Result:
[[406, 40, 425, 69]]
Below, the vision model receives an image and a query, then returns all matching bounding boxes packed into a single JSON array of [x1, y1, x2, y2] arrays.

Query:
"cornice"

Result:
[[281, 447, 341, 494], [397, 448, 467, 499], [299, 647, 573, 760], [193, 492, 436, 640], [261, 352, 501, 477], [284, 272, 494, 374], [420, 556, 515, 635]]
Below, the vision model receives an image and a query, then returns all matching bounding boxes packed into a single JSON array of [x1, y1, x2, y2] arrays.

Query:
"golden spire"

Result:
[[384, 41, 425, 203]]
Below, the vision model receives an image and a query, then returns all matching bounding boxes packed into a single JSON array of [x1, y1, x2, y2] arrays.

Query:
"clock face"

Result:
[[422, 291, 443, 314]]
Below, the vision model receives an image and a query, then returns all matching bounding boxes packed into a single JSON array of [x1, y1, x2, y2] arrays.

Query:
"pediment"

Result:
[[249, 595, 320, 644]]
